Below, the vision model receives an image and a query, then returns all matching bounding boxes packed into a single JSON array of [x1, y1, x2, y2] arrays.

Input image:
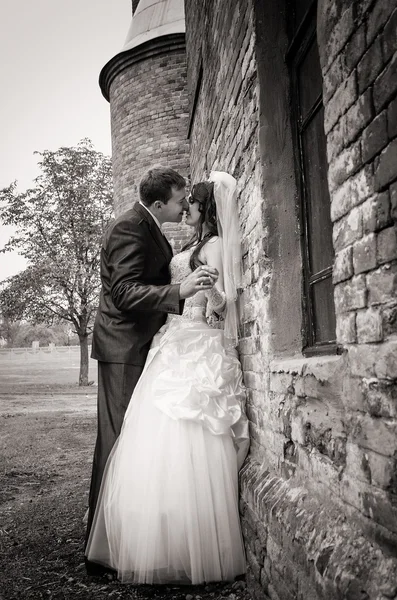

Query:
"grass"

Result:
[[0, 347, 98, 391]]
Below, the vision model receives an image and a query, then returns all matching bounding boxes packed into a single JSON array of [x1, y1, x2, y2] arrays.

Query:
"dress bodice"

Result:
[[168, 249, 207, 324]]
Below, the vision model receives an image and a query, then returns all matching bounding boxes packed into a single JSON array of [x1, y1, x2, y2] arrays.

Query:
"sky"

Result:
[[0, 0, 132, 281]]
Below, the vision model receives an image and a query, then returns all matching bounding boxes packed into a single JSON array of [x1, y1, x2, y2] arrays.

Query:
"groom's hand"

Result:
[[179, 265, 219, 299]]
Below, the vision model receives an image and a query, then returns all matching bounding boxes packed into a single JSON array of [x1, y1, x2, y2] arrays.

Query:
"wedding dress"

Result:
[[85, 248, 250, 584]]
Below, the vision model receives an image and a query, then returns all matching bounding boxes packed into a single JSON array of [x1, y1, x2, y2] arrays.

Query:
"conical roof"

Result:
[[99, 0, 185, 100], [122, 0, 185, 53]]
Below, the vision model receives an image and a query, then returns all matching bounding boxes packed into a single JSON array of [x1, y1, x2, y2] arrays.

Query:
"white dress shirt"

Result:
[[139, 201, 162, 232]]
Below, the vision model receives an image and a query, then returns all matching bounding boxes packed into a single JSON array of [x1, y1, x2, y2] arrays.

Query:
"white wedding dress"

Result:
[[85, 248, 250, 584]]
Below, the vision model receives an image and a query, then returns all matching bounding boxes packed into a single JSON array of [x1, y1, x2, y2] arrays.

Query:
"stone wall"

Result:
[[185, 0, 397, 598]]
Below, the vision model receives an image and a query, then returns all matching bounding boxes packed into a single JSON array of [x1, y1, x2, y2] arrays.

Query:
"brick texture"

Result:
[[182, 0, 397, 598], [108, 46, 191, 250], [324, 0, 397, 365]]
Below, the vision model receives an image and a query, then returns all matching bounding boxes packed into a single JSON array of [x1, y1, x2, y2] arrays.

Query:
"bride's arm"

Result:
[[199, 237, 226, 313]]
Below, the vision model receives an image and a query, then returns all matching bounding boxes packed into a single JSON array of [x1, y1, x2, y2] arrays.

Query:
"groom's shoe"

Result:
[[85, 557, 116, 578]]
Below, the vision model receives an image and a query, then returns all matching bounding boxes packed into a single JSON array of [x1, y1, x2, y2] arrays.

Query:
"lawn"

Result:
[[0, 351, 250, 600], [0, 346, 98, 391]]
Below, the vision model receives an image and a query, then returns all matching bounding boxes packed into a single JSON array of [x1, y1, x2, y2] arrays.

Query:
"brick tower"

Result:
[[99, 0, 190, 249]]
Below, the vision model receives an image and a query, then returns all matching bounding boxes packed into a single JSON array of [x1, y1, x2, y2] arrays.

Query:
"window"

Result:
[[287, 0, 336, 354]]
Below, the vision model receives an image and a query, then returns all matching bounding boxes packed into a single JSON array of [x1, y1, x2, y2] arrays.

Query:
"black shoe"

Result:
[[85, 558, 116, 578]]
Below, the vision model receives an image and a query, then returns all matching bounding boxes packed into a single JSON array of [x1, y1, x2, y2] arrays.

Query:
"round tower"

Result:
[[99, 0, 191, 249]]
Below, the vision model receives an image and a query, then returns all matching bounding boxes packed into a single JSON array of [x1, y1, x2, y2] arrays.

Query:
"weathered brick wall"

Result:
[[185, 0, 259, 184], [317, 0, 397, 524], [185, 0, 397, 598], [108, 47, 190, 249]]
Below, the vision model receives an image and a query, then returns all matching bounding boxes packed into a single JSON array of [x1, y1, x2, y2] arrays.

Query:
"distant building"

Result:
[[99, 0, 190, 250], [104, 1, 397, 597]]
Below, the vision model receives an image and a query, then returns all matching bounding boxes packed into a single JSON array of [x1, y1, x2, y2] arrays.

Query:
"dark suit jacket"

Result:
[[91, 203, 183, 366]]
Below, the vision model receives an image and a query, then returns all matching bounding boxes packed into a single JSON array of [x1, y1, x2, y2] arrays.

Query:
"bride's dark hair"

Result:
[[182, 181, 218, 271]]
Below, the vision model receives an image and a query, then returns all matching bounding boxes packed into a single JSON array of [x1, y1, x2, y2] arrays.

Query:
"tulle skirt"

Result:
[[85, 319, 249, 584]]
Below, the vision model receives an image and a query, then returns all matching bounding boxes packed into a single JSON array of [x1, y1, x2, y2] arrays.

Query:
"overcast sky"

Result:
[[0, 0, 131, 280]]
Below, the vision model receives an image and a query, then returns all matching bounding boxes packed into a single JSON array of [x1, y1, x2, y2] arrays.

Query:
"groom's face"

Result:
[[160, 186, 187, 223]]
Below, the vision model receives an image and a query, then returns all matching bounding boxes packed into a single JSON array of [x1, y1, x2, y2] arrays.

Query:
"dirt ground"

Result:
[[0, 353, 252, 600]]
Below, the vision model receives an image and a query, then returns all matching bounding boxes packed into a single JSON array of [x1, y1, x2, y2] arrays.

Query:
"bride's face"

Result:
[[185, 195, 202, 228]]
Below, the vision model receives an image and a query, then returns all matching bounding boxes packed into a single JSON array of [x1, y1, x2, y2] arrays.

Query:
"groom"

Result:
[[86, 166, 217, 572]]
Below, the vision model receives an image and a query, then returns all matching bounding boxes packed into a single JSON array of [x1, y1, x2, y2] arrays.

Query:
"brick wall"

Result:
[[108, 46, 191, 250], [185, 0, 397, 598], [318, 0, 397, 545]]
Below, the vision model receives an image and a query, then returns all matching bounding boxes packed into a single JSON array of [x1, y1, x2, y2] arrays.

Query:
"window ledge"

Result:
[[270, 353, 343, 377]]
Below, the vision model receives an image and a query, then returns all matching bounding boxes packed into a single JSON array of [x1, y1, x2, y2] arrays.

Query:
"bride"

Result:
[[85, 171, 250, 585]]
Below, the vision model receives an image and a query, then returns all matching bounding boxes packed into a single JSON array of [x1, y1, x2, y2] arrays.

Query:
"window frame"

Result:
[[286, 1, 338, 356]]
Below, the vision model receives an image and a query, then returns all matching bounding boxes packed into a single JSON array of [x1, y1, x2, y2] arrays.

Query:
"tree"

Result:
[[0, 320, 78, 348], [0, 316, 22, 348], [0, 139, 114, 385]]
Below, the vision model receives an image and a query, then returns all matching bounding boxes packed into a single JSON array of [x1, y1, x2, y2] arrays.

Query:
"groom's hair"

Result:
[[139, 166, 186, 206]]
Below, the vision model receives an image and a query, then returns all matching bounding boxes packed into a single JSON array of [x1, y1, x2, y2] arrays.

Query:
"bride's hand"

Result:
[[179, 265, 218, 299]]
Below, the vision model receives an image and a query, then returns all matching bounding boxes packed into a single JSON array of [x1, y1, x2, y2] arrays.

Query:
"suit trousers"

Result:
[[85, 361, 143, 548]]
